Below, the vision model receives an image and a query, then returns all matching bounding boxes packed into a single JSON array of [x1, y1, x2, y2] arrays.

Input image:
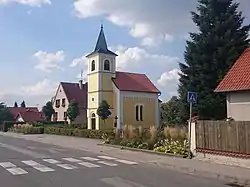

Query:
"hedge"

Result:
[[44, 126, 114, 139]]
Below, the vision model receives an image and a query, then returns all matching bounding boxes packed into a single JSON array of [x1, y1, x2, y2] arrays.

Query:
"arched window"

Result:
[[91, 60, 95, 71], [140, 105, 143, 121], [136, 105, 139, 121], [135, 104, 143, 121], [91, 113, 96, 118], [104, 59, 110, 71]]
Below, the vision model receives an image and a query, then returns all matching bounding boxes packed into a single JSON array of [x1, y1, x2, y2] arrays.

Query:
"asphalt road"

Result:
[[0, 135, 227, 187]]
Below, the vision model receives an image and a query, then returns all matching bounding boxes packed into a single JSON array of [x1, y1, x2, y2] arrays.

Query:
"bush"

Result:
[[1, 121, 25, 132], [11, 124, 44, 134]]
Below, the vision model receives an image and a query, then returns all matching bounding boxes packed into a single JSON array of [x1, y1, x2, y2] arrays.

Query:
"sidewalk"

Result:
[[1, 132, 250, 185]]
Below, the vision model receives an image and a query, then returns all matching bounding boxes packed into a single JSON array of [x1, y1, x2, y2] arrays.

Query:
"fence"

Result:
[[196, 120, 250, 157]]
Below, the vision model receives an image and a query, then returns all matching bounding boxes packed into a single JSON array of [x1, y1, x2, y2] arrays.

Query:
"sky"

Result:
[[0, 0, 250, 109]]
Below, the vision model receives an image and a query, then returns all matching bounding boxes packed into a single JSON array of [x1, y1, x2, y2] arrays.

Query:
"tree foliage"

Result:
[[161, 96, 181, 126], [97, 100, 111, 122], [14, 102, 18, 107], [20, 101, 26, 108], [0, 102, 13, 123], [66, 100, 79, 123], [178, 0, 250, 122], [42, 101, 55, 121]]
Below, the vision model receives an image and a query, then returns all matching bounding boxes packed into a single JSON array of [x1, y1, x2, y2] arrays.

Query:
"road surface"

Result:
[[0, 135, 227, 187]]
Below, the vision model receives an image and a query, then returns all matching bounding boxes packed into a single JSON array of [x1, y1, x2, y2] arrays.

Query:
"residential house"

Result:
[[16, 110, 45, 123], [85, 25, 161, 130], [215, 47, 250, 120], [52, 81, 87, 124], [8, 107, 39, 119]]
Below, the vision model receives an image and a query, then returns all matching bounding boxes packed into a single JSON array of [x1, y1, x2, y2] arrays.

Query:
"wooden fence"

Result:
[[196, 120, 250, 157]]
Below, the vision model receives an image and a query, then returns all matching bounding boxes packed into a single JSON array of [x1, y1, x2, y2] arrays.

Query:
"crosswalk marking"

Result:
[[6, 168, 28, 175], [78, 162, 101, 168], [81, 157, 100, 161], [98, 161, 118, 166], [115, 159, 137, 165], [0, 162, 16, 168], [43, 159, 61, 164], [56, 164, 77, 170], [97, 156, 116, 160], [62, 158, 81, 163], [22, 160, 55, 172]]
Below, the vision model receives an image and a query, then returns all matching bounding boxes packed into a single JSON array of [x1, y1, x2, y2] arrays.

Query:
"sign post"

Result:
[[187, 91, 197, 158]]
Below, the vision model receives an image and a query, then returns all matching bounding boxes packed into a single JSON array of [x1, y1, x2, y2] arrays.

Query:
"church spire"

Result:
[[86, 24, 117, 57]]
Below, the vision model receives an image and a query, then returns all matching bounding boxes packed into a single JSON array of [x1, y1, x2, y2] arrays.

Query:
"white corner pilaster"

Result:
[[189, 121, 196, 156]]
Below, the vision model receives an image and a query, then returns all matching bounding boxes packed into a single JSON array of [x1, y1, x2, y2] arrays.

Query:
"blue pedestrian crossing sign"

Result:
[[187, 91, 197, 104]]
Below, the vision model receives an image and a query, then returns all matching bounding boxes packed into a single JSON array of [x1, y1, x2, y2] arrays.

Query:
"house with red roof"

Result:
[[16, 110, 45, 123], [52, 81, 87, 124], [8, 107, 39, 119], [215, 47, 250, 120], [51, 25, 161, 129]]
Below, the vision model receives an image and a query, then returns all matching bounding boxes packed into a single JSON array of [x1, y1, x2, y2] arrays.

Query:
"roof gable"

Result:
[[8, 107, 39, 118], [60, 82, 88, 108], [215, 47, 250, 92], [112, 71, 160, 94], [16, 111, 45, 122]]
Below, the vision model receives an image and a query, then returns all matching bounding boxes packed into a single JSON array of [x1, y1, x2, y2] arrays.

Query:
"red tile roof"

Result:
[[61, 82, 87, 108], [8, 107, 39, 118], [215, 47, 250, 92], [16, 111, 45, 122], [112, 71, 160, 93]]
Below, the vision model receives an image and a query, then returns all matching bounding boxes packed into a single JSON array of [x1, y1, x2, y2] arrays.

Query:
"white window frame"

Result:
[[135, 104, 144, 121]]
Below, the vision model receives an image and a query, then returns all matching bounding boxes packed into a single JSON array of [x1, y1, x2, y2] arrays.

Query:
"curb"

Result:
[[97, 143, 185, 158]]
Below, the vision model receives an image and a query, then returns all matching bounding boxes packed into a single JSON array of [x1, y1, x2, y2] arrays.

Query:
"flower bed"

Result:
[[102, 125, 189, 157]]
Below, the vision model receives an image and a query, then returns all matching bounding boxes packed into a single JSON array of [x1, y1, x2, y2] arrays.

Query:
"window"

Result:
[[54, 112, 58, 121], [135, 104, 143, 121], [136, 105, 139, 121], [62, 98, 66, 107], [91, 113, 96, 118], [55, 99, 60, 108], [104, 59, 110, 71], [91, 60, 95, 71], [140, 105, 143, 121], [92, 97, 95, 102]]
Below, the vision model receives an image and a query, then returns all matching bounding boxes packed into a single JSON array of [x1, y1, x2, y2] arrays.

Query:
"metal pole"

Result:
[[188, 102, 192, 158]]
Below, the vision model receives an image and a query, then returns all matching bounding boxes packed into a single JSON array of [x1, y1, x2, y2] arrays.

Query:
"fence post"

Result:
[[189, 121, 196, 156]]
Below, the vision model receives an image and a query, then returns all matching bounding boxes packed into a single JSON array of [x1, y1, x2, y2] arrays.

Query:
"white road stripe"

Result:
[[97, 156, 116, 160], [0, 162, 16, 168], [98, 161, 118, 167], [6, 168, 28, 175], [78, 162, 101, 168], [22, 160, 55, 172], [115, 159, 137, 165], [43, 159, 61, 164], [80, 157, 100, 161], [56, 164, 77, 170], [62, 158, 81, 162]]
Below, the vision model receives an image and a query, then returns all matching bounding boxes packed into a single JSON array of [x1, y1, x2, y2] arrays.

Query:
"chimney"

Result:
[[79, 80, 83, 90]]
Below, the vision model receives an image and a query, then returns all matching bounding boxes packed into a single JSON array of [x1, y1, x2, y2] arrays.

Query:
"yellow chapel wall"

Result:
[[121, 91, 159, 128]]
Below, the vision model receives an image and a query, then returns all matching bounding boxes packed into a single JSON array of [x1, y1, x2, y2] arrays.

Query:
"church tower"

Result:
[[86, 25, 118, 130]]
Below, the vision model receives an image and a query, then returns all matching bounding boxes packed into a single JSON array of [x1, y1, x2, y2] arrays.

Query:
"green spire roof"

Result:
[[86, 25, 117, 57]]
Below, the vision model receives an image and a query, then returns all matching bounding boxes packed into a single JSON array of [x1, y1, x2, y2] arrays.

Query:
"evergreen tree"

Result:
[[20, 101, 26, 108], [14, 102, 18, 107], [0, 102, 13, 123], [178, 0, 250, 122], [97, 100, 111, 123], [42, 101, 55, 121], [66, 100, 79, 124]]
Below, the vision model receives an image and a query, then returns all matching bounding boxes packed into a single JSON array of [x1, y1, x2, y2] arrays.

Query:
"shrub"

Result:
[[11, 124, 44, 134]]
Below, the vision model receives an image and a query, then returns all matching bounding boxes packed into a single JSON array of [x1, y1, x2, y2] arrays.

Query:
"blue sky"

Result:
[[0, 0, 249, 108]]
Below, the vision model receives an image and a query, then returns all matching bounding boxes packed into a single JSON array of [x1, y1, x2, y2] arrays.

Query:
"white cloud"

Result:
[[115, 46, 179, 71], [33, 50, 65, 72], [73, 0, 195, 47], [0, 0, 51, 7], [70, 55, 88, 82], [20, 79, 57, 96], [157, 69, 180, 87]]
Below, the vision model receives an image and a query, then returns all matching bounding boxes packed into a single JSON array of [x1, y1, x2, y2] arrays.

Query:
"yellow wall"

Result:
[[88, 92, 99, 109], [123, 97, 156, 128], [88, 73, 98, 92]]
